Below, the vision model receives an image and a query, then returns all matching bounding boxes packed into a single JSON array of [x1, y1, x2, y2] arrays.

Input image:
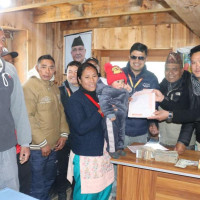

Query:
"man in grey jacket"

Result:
[[0, 27, 32, 191]]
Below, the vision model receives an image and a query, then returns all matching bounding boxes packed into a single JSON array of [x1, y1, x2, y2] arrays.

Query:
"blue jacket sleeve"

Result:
[[66, 98, 102, 136]]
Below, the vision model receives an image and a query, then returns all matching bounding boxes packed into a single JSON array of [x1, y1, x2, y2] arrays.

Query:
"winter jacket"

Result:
[[0, 58, 31, 152], [123, 62, 159, 136], [158, 71, 195, 146], [23, 67, 69, 150], [66, 88, 104, 156], [96, 78, 129, 120]]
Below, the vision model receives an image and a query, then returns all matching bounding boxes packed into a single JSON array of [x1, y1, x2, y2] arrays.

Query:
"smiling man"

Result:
[[150, 52, 196, 153], [51, 60, 81, 200], [122, 42, 159, 147], [23, 55, 70, 200]]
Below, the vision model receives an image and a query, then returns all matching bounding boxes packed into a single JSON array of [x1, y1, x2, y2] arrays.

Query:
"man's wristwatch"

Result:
[[166, 111, 173, 123]]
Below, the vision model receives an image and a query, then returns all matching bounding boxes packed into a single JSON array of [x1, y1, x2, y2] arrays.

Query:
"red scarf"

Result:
[[84, 93, 104, 117]]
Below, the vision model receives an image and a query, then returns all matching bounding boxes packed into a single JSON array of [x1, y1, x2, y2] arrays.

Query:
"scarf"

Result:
[[191, 73, 200, 96]]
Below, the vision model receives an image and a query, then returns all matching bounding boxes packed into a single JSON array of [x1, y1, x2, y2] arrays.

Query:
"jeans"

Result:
[[30, 150, 57, 200]]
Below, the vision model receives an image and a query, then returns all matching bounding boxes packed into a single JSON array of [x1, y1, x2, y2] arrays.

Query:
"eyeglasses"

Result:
[[130, 55, 145, 61]]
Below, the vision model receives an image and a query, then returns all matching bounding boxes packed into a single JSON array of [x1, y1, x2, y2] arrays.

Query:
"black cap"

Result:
[[1, 48, 18, 58], [71, 36, 84, 47]]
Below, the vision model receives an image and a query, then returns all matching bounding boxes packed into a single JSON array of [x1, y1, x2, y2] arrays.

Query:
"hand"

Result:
[[124, 84, 132, 92], [174, 142, 186, 154], [41, 144, 51, 157], [128, 97, 133, 103], [112, 105, 118, 111], [148, 110, 169, 121], [54, 137, 67, 151], [98, 109, 103, 115], [19, 146, 30, 164], [110, 117, 116, 121], [153, 89, 164, 102], [149, 123, 159, 137]]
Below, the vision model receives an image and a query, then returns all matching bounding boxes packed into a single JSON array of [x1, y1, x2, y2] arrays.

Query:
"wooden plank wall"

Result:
[[0, 10, 199, 84]]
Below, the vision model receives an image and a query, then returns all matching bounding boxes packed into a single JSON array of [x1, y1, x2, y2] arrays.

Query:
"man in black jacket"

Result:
[[51, 61, 81, 200], [149, 52, 195, 153], [149, 45, 200, 154]]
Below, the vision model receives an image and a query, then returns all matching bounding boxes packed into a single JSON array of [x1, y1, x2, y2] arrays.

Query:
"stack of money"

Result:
[[154, 150, 178, 164], [175, 159, 198, 168], [136, 146, 154, 160]]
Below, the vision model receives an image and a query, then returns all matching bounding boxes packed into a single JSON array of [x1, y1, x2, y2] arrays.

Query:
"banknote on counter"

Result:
[[128, 89, 155, 118], [175, 159, 198, 168]]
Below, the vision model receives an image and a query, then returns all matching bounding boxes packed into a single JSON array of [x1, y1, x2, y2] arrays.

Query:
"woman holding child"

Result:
[[66, 62, 114, 200]]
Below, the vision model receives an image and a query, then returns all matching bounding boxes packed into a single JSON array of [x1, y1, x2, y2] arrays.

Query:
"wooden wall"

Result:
[[0, 10, 199, 84]]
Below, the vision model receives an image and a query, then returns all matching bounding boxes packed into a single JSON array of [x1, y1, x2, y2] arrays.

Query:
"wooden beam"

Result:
[[61, 12, 178, 30], [33, 3, 173, 24], [164, 0, 200, 37], [0, 0, 88, 14]]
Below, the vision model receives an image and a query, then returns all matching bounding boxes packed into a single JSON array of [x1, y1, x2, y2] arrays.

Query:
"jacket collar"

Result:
[[27, 65, 55, 86]]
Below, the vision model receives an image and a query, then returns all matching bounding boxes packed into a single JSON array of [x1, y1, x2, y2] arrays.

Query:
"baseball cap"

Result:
[[1, 47, 18, 58]]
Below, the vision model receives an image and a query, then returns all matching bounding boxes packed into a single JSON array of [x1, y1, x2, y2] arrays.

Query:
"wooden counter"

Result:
[[111, 144, 200, 200]]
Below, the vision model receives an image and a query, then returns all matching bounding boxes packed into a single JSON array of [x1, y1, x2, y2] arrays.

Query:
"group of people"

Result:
[[1, 24, 200, 200]]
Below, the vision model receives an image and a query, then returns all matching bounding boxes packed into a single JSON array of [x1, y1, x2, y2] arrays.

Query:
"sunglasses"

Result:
[[130, 55, 145, 61]]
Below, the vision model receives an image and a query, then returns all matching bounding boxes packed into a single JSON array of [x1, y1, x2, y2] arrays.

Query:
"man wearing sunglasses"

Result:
[[123, 42, 159, 147]]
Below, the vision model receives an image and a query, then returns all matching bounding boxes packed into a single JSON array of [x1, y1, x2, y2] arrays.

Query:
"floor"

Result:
[[51, 187, 72, 200]]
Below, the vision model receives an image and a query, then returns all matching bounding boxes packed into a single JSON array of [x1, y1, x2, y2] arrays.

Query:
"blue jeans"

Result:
[[30, 150, 57, 200]]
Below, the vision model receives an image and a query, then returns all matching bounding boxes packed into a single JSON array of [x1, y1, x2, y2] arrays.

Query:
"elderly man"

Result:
[[0, 27, 31, 191], [149, 46, 200, 154], [23, 54, 70, 200], [71, 36, 86, 63], [149, 52, 195, 152]]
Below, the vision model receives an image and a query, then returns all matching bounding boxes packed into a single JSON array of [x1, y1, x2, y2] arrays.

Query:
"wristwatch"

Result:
[[166, 111, 173, 123]]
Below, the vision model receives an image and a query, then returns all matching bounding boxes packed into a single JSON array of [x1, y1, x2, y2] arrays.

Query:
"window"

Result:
[[111, 61, 165, 83]]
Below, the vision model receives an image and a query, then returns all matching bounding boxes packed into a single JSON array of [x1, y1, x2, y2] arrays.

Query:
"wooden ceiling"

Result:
[[0, 0, 199, 37]]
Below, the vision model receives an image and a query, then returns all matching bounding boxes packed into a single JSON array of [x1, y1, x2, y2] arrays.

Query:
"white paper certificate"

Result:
[[128, 89, 155, 118]]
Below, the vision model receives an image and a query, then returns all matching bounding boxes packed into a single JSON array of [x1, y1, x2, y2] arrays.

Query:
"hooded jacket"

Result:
[[123, 62, 159, 136], [23, 66, 70, 150], [0, 58, 31, 151], [96, 77, 129, 120]]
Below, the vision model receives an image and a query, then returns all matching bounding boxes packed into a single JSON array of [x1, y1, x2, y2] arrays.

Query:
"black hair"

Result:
[[65, 61, 81, 73], [37, 54, 55, 65], [77, 62, 98, 81], [130, 42, 148, 56], [190, 45, 200, 57], [85, 57, 99, 65]]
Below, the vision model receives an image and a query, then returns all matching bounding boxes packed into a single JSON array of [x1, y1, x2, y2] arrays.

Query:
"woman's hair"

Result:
[[77, 62, 98, 81]]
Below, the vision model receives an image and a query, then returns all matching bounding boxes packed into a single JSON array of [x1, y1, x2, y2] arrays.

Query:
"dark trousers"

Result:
[[55, 141, 71, 195], [17, 153, 31, 195], [30, 150, 57, 200]]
